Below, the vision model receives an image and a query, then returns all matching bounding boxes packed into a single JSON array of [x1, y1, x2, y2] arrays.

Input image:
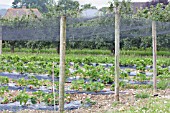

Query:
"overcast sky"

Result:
[[0, 0, 151, 9]]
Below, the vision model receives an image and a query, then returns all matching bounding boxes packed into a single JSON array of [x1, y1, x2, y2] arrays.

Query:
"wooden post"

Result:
[[0, 26, 2, 55], [152, 21, 157, 93], [114, 7, 120, 101], [59, 16, 66, 112]]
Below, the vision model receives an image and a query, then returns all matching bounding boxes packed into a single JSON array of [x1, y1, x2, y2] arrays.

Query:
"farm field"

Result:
[[0, 51, 169, 112], [1, 0, 170, 112]]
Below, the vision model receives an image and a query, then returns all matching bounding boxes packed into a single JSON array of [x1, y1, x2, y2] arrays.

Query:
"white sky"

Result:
[[0, 0, 151, 9]]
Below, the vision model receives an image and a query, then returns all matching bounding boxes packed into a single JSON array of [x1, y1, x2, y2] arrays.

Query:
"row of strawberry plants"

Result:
[[0, 88, 70, 106], [0, 57, 169, 81], [0, 55, 169, 83], [1, 55, 170, 66]]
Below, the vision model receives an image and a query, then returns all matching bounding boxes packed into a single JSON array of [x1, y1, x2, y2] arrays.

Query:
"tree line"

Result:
[[0, 0, 169, 53]]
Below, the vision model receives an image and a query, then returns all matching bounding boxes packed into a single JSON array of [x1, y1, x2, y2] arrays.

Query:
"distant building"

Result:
[[4, 6, 42, 19]]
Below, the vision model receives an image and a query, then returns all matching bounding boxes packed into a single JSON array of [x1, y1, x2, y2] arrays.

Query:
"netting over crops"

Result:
[[1, 14, 170, 41]]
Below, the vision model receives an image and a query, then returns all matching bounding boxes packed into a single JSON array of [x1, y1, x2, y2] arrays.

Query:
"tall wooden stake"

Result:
[[114, 7, 120, 101], [59, 16, 66, 112], [152, 21, 157, 93], [52, 62, 56, 111], [0, 26, 2, 55]]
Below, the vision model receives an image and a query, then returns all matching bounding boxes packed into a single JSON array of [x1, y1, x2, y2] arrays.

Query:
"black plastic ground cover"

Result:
[[6, 85, 50, 93], [1, 78, 152, 94], [70, 62, 165, 69], [1, 84, 116, 95], [0, 72, 88, 83], [64, 90, 116, 95], [0, 101, 82, 112], [128, 81, 152, 85], [0, 72, 59, 81], [0, 69, 153, 83], [0, 72, 28, 79], [0, 72, 91, 84]]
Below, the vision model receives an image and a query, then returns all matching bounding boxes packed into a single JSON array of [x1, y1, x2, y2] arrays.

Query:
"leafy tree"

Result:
[[136, 1, 170, 22], [136, 1, 170, 51], [3, 16, 29, 53], [109, 0, 132, 15], [46, 0, 80, 17], [57, 0, 80, 16], [80, 4, 97, 11], [99, 7, 110, 14], [0, 13, 38, 53]]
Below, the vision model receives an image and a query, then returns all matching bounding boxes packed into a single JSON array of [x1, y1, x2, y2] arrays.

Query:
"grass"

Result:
[[135, 92, 150, 99], [2, 48, 170, 56], [2, 51, 170, 60], [121, 98, 170, 113], [157, 80, 169, 90], [107, 97, 170, 113]]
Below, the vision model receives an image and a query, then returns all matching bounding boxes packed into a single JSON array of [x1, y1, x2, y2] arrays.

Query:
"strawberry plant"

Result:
[[74, 63, 80, 69], [120, 71, 128, 79], [100, 72, 114, 84], [82, 81, 105, 92], [136, 65, 145, 71], [32, 91, 45, 103], [119, 81, 126, 88], [30, 96, 38, 104], [83, 66, 101, 80], [39, 79, 52, 87], [28, 78, 41, 88], [157, 67, 169, 75], [1, 97, 9, 104], [0, 87, 9, 96], [0, 76, 9, 85], [110, 84, 115, 91], [16, 90, 30, 105], [43, 93, 59, 105], [125, 68, 131, 73], [111, 81, 126, 90], [70, 79, 84, 90], [158, 74, 170, 80], [55, 81, 59, 89], [136, 73, 148, 82], [73, 68, 84, 76], [47, 66, 59, 77], [17, 78, 27, 86], [110, 66, 115, 75], [82, 57, 94, 64]]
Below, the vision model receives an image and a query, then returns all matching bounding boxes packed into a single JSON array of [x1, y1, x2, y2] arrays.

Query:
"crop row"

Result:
[[0, 71, 169, 93], [1, 55, 170, 66], [0, 87, 70, 106], [0, 55, 169, 83]]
